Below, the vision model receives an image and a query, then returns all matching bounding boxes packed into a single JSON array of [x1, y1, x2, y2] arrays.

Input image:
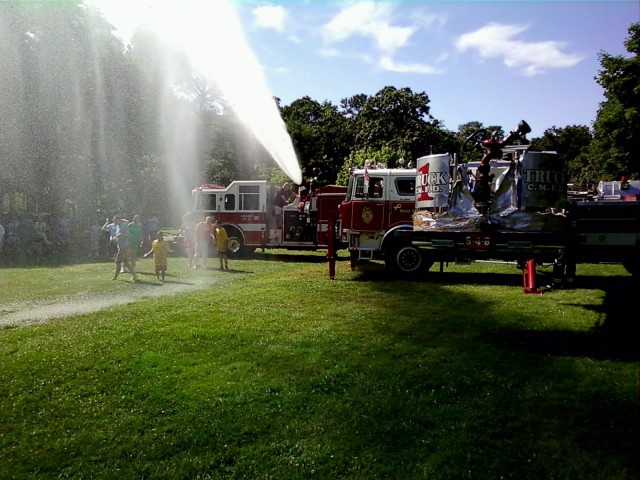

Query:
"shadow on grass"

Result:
[[485, 274, 638, 362], [351, 261, 526, 288], [353, 260, 638, 362], [248, 251, 348, 264]]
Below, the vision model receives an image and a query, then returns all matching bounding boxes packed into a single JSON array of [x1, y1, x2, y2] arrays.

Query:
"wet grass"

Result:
[[0, 252, 638, 479]]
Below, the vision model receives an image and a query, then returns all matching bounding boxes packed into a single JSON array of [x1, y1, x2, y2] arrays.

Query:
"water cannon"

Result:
[[505, 120, 531, 143], [481, 120, 531, 150], [474, 120, 531, 211]]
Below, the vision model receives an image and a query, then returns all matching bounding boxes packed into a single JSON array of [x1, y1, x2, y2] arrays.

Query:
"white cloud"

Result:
[[322, 2, 415, 53], [252, 4, 287, 33], [379, 56, 443, 74], [455, 22, 583, 75], [321, 1, 442, 75]]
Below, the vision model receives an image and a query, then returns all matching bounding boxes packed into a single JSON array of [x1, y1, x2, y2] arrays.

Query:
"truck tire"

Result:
[[385, 242, 433, 277], [225, 227, 246, 258]]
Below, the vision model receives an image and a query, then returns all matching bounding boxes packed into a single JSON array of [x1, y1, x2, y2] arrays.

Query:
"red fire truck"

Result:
[[333, 120, 640, 290], [337, 158, 515, 275], [185, 180, 347, 255], [337, 162, 419, 273]]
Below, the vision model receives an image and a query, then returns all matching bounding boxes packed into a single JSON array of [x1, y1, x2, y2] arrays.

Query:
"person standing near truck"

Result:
[[212, 219, 229, 270], [193, 216, 213, 269]]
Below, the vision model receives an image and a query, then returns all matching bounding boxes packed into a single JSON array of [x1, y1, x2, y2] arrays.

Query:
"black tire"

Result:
[[225, 228, 246, 258], [385, 243, 433, 277]]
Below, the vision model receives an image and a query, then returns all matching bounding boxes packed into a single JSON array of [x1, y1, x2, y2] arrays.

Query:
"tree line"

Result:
[[0, 2, 637, 227]]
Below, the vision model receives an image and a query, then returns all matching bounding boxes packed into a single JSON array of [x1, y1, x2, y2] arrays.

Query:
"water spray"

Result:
[[85, 0, 302, 185]]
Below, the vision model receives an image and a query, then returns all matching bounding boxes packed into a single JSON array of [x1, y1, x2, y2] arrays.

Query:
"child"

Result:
[[144, 231, 172, 281], [212, 219, 229, 270]]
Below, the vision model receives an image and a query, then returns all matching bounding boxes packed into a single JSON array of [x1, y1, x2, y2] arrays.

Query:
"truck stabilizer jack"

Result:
[[522, 259, 542, 294]]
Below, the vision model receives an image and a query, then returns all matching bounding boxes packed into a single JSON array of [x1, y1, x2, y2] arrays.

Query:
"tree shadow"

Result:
[[490, 275, 638, 362], [248, 251, 348, 264], [350, 261, 527, 288]]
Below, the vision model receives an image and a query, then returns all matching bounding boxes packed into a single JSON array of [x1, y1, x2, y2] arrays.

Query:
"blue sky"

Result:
[[234, 1, 639, 139]]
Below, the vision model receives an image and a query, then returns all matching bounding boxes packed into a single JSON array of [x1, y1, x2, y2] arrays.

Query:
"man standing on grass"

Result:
[[193, 216, 213, 269], [109, 215, 137, 282]]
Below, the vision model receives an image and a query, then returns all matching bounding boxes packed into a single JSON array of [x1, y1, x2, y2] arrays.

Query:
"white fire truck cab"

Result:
[[187, 181, 346, 256]]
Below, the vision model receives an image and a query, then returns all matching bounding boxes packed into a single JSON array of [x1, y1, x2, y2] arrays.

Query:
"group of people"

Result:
[[179, 215, 229, 271], [101, 215, 143, 281], [272, 167, 328, 219], [101, 214, 177, 282], [0, 214, 73, 265]]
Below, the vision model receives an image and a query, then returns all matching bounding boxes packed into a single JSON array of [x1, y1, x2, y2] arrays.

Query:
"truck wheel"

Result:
[[226, 228, 246, 258], [385, 243, 433, 276]]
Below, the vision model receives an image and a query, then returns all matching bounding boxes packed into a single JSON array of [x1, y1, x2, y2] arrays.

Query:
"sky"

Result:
[[88, 0, 639, 142], [231, 0, 639, 139]]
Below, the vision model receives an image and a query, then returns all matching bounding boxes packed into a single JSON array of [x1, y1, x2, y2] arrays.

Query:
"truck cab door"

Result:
[[386, 176, 416, 227], [347, 175, 386, 232]]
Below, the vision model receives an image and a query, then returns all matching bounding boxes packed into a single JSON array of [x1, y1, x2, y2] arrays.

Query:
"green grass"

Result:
[[0, 252, 638, 479]]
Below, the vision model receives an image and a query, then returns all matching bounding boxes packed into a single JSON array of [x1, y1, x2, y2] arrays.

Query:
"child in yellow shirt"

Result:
[[212, 219, 229, 270], [144, 231, 172, 281]]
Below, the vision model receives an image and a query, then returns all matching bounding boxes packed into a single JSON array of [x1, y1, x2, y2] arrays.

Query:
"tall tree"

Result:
[[280, 97, 351, 183], [351, 86, 439, 160], [589, 23, 640, 181]]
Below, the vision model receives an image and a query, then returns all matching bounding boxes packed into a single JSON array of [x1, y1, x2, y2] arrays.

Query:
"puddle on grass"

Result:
[[0, 272, 225, 329]]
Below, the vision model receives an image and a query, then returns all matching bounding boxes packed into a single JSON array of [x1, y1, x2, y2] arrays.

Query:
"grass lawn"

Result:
[[0, 252, 638, 479]]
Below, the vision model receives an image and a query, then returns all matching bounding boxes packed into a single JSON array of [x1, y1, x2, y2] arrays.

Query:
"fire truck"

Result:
[[337, 162, 419, 272], [333, 120, 640, 290], [185, 180, 347, 255], [336, 158, 516, 275]]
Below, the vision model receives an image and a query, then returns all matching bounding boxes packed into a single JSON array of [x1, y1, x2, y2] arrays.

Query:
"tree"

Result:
[[350, 86, 438, 161], [281, 97, 351, 183], [589, 22, 640, 181], [335, 146, 410, 186]]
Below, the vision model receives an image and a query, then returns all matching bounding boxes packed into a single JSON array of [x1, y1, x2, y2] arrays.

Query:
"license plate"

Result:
[[465, 234, 491, 249]]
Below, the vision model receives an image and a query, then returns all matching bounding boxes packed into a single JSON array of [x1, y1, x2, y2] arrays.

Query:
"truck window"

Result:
[[395, 178, 416, 197], [190, 191, 200, 211], [205, 194, 217, 211], [354, 176, 384, 199], [224, 194, 236, 211], [239, 185, 260, 211]]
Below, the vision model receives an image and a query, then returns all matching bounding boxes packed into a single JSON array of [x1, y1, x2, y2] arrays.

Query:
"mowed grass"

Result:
[[0, 252, 638, 479]]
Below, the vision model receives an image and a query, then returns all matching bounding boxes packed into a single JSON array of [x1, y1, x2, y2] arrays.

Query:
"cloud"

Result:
[[252, 4, 287, 33], [321, 1, 440, 75], [322, 2, 413, 53], [455, 22, 584, 75], [379, 56, 443, 74]]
